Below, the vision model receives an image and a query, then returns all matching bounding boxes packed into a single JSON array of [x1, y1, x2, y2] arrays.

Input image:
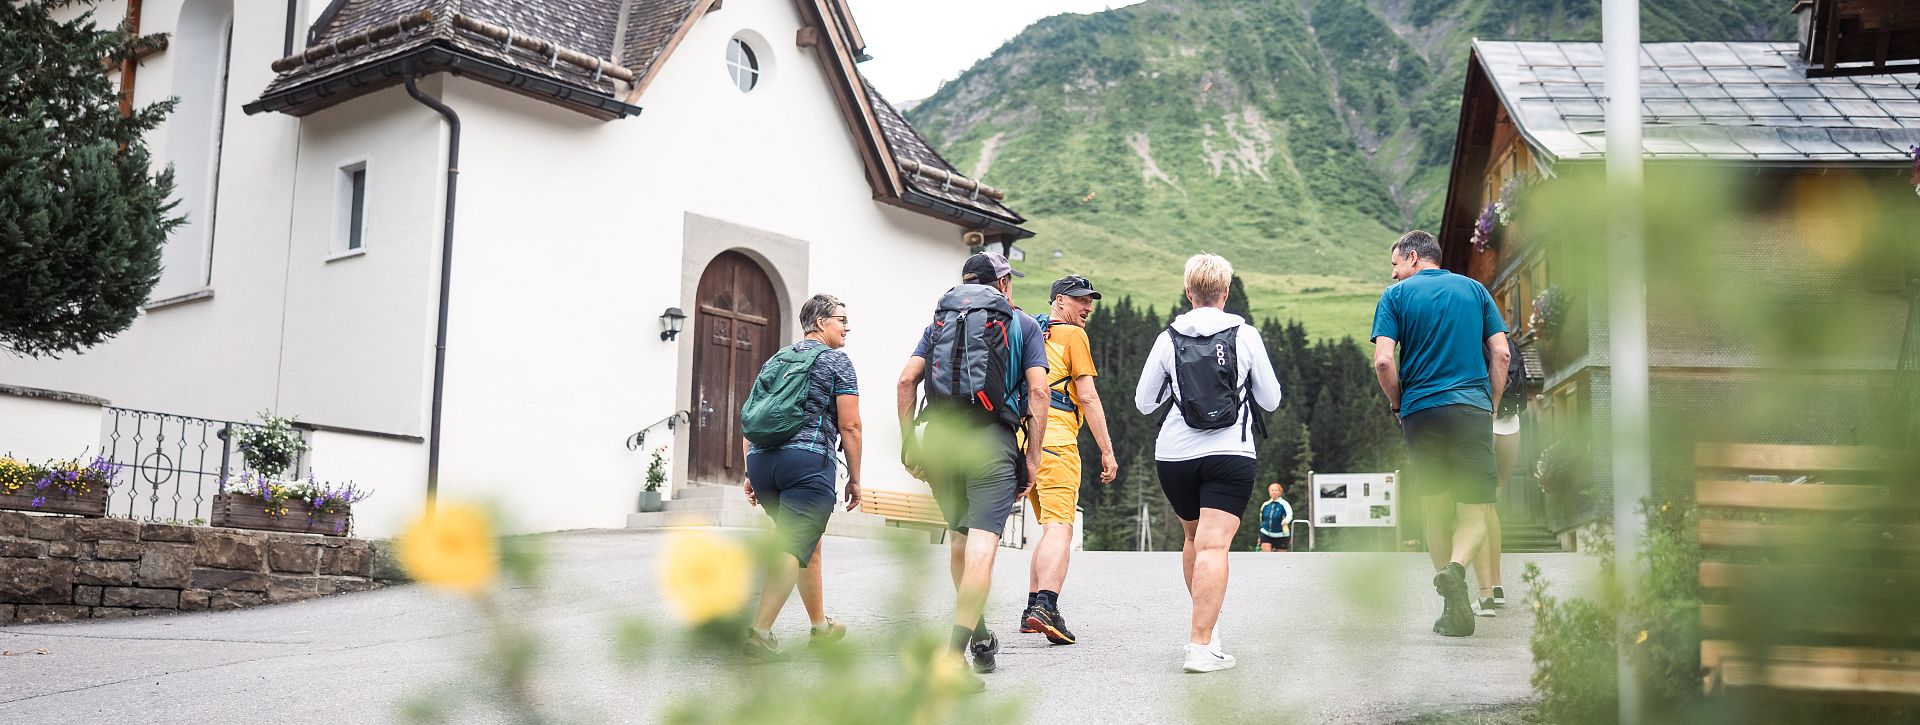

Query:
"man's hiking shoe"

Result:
[[1491, 586, 1507, 607], [1019, 608, 1039, 634], [742, 629, 787, 661], [969, 630, 999, 674], [1024, 606, 1077, 645], [954, 663, 987, 694], [1472, 597, 1497, 618], [1432, 563, 1475, 637], [808, 618, 846, 648], [1183, 643, 1237, 673]]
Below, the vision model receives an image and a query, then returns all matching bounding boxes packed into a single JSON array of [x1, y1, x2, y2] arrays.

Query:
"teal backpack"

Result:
[[739, 343, 829, 447]]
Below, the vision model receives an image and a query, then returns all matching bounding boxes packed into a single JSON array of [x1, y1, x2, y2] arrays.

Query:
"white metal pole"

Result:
[[1604, 1, 1650, 723]]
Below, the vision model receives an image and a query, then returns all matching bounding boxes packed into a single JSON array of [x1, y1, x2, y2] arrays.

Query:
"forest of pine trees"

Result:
[[1067, 277, 1406, 551]]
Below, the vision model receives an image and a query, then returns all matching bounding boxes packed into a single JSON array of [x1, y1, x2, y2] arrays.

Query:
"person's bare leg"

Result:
[[948, 531, 968, 591], [1423, 493, 1455, 571], [954, 530, 1001, 632], [1187, 508, 1238, 645], [1475, 506, 1502, 597], [1260, 542, 1273, 553], [1030, 522, 1074, 594], [1448, 503, 1491, 570], [1487, 432, 1520, 593], [799, 543, 827, 626], [1179, 517, 1199, 593], [752, 553, 801, 631]]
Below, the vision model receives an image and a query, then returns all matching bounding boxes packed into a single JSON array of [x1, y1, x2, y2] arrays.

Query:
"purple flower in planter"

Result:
[[30, 496, 45, 508]]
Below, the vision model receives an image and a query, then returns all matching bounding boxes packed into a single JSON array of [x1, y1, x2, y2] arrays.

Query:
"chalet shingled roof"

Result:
[[1473, 40, 1920, 163]]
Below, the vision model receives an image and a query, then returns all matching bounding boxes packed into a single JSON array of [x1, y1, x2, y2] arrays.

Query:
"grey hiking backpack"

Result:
[[921, 284, 1025, 429]]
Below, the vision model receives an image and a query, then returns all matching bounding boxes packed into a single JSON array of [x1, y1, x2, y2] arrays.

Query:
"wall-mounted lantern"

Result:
[[659, 307, 687, 341]]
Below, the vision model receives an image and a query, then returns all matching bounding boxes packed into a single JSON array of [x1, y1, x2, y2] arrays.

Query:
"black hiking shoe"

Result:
[[1024, 606, 1077, 645], [1019, 607, 1039, 634], [969, 630, 999, 673], [1432, 563, 1475, 637]]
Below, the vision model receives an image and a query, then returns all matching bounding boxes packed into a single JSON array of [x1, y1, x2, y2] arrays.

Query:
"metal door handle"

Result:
[[698, 398, 713, 428]]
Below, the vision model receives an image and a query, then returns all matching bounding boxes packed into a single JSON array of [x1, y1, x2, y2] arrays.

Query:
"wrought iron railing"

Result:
[[99, 407, 307, 523]]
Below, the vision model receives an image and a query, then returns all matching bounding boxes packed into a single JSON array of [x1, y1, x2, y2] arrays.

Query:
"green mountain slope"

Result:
[[907, 0, 1792, 338]]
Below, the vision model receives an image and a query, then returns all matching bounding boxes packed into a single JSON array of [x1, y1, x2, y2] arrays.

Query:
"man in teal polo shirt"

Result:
[[1369, 230, 1510, 638]]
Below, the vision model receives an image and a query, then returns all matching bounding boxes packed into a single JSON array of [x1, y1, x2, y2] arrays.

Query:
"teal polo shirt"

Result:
[[1369, 268, 1509, 418]]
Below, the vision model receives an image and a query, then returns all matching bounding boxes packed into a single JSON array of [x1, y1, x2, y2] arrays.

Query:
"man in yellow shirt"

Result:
[[1020, 275, 1119, 645]]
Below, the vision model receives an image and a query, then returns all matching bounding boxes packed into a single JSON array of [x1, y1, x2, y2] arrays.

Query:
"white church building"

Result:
[[0, 0, 1030, 538]]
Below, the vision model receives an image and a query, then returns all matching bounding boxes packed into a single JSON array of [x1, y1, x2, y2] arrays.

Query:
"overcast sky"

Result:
[[851, 0, 1146, 103]]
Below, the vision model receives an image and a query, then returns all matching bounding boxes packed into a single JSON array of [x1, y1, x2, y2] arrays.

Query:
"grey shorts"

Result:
[[921, 419, 1021, 537], [1401, 404, 1498, 505]]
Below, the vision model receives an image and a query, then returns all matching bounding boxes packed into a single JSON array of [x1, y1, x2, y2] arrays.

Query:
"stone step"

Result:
[[662, 494, 757, 513], [671, 485, 740, 500]]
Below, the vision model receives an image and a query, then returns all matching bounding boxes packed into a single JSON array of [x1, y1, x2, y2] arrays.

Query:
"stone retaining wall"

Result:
[[0, 511, 400, 625]]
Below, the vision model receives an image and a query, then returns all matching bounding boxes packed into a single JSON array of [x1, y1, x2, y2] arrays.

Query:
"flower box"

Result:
[[211, 492, 353, 537], [0, 486, 108, 517]]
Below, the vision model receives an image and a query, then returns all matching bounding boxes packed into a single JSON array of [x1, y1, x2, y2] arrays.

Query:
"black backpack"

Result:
[[920, 284, 1025, 429], [1160, 325, 1266, 440], [1496, 348, 1527, 417]]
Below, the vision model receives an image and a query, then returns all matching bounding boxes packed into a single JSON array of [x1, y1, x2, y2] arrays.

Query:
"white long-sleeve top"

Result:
[[1133, 307, 1283, 461]]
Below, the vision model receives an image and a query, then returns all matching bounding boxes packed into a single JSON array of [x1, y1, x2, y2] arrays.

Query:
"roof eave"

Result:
[[242, 44, 642, 120], [897, 188, 1034, 241]]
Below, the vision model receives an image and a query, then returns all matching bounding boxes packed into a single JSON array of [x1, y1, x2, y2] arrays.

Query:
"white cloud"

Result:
[[850, 0, 1147, 103]]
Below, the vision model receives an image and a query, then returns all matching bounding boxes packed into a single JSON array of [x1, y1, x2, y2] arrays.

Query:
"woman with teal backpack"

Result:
[[737, 293, 864, 661]]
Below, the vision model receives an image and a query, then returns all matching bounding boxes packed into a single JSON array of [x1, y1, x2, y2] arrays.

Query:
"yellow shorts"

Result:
[[1027, 446, 1082, 525]]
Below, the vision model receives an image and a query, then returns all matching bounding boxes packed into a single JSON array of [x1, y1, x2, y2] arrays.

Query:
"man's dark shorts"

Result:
[[1259, 534, 1292, 550], [1401, 403, 1498, 505], [920, 418, 1021, 537], [746, 447, 837, 566]]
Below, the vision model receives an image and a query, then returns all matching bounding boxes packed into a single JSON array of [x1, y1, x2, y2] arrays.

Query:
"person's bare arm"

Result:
[[1486, 332, 1511, 414], [739, 438, 757, 506], [1372, 337, 1402, 414], [896, 357, 926, 479], [1073, 376, 1118, 484], [835, 395, 862, 510], [1022, 367, 1048, 495]]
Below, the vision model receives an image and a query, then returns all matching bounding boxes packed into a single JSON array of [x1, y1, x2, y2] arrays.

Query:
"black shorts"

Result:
[[1259, 534, 1292, 549], [1155, 455, 1257, 521], [920, 419, 1021, 536], [746, 447, 838, 566], [1401, 404, 1498, 505]]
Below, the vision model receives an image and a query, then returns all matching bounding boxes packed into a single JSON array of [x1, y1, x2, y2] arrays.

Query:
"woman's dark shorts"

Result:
[[1259, 534, 1292, 550], [1155, 455, 1258, 521], [1401, 403, 1498, 505], [746, 447, 837, 566]]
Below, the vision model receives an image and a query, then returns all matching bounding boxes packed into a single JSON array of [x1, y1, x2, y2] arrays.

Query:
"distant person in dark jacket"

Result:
[[1258, 483, 1294, 552]]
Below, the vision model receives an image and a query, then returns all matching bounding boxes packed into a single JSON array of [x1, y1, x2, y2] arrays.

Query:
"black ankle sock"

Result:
[[1039, 589, 1059, 610], [1027, 592, 1038, 608], [951, 625, 974, 652]]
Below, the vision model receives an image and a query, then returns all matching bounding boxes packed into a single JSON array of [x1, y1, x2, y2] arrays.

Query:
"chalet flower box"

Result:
[[0, 456, 115, 517], [211, 492, 353, 537], [211, 472, 369, 538]]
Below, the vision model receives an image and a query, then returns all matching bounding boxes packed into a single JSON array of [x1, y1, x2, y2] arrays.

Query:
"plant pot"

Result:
[[210, 492, 352, 537], [0, 486, 109, 517], [640, 489, 664, 512]]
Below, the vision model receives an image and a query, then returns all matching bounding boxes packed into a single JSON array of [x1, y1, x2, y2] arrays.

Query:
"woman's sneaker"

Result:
[[1472, 597, 1496, 618], [1183, 643, 1237, 673], [808, 618, 846, 648], [742, 629, 786, 662], [1491, 586, 1507, 608]]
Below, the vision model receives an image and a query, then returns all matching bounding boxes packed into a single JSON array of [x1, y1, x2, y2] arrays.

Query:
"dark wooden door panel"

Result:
[[687, 251, 780, 485]]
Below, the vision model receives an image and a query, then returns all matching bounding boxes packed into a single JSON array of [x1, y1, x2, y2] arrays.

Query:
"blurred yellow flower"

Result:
[[660, 531, 751, 623], [1634, 629, 1649, 645], [398, 503, 499, 595]]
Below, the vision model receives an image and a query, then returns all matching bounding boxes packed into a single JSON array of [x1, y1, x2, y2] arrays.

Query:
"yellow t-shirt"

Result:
[[1041, 321, 1097, 447]]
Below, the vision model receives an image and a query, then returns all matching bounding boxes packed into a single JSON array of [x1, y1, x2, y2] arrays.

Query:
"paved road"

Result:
[[0, 530, 1597, 724]]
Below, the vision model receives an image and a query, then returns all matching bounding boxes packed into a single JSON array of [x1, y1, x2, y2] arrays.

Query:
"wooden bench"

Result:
[[1696, 442, 1920, 703], [860, 489, 948, 537]]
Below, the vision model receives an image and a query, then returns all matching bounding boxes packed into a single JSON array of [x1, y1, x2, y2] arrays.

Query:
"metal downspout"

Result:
[[405, 71, 460, 514]]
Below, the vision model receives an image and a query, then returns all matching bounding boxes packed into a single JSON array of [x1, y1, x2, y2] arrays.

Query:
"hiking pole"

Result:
[[1605, 1, 1650, 722]]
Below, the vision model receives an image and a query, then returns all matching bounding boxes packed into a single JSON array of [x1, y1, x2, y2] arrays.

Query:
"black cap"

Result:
[[1050, 275, 1101, 300], [961, 252, 1023, 283]]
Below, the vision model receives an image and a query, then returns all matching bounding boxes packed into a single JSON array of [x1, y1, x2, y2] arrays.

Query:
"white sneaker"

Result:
[[1472, 596, 1496, 618], [1207, 624, 1223, 655], [1183, 643, 1237, 673]]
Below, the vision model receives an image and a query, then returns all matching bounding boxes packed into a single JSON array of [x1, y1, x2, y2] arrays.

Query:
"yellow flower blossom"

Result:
[[659, 531, 751, 624], [1634, 629, 1649, 645], [398, 503, 499, 595]]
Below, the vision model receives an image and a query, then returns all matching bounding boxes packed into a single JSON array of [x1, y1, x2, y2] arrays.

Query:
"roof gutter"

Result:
[[898, 188, 1034, 241], [243, 44, 642, 120], [404, 70, 460, 515]]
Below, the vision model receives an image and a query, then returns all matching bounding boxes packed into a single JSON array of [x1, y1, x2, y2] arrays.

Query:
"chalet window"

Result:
[[727, 37, 760, 92], [332, 160, 369, 259]]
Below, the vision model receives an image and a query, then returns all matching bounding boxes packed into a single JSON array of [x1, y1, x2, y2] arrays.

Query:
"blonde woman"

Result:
[[1134, 254, 1282, 673]]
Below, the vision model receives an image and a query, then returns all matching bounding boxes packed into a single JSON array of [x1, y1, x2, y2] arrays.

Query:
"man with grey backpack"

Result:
[[1134, 254, 1282, 673], [896, 251, 1049, 693], [737, 294, 863, 661]]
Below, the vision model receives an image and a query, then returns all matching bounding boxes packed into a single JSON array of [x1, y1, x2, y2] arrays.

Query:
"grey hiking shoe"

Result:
[[1432, 563, 1475, 637]]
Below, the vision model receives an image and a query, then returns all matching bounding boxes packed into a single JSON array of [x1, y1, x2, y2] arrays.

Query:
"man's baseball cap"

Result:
[[1051, 275, 1102, 301], [961, 252, 1024, 283]]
